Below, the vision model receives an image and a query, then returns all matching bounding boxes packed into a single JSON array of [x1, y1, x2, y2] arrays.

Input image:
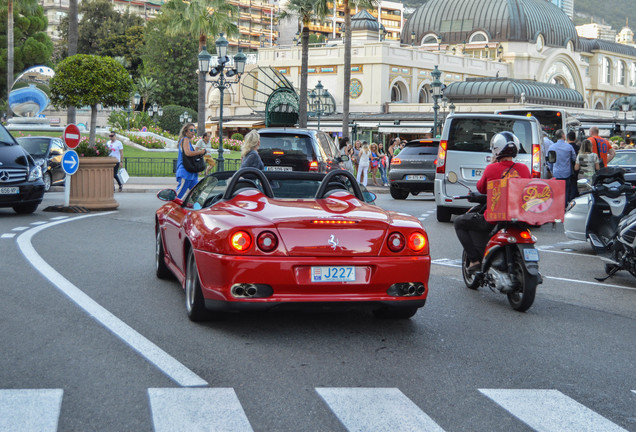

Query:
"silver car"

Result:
[[388, 138, 439, 200]]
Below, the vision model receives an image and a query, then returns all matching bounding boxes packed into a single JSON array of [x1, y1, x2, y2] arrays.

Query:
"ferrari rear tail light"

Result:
[[309, 161, 319, 171], [531, 143, 541, 178], [407, 232, 427, 252], [436, 140, 447, 173], [257, 231, 278, 252], [391, 158, 402, 165], [230, 231, 252, 252], [387, 232, 405, 252]]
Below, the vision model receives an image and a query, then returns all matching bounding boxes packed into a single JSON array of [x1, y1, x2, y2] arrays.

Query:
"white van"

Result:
[[434, 113, 546, 222]]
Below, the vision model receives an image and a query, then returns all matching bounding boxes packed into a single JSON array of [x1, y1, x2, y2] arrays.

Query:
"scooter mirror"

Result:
[[447, 172, 458, 184]]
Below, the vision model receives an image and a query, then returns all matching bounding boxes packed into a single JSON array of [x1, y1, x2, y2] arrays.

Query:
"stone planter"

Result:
[[69, 157, 119, 210]]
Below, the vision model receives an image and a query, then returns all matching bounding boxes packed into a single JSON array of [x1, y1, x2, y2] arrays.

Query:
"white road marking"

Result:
[[1, 233, 16, 239], [148, 388, 253, 432], [317, 387, 446, 432], [16, 213, 208, 388], [538, 240, 586, 250], [480, 389, 628, 432], [431, 259, 636, 291], [49, 216, 69, 220], [12, 226, 28, 231], [0, 389, 63, 432], [30, 221, 47, 225]]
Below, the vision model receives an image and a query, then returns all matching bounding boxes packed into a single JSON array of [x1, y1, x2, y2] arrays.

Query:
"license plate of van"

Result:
[[470, 169, 483, 178]]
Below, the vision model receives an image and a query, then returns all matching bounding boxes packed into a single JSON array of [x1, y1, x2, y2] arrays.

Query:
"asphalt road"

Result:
[[0, 191, 634, 432]]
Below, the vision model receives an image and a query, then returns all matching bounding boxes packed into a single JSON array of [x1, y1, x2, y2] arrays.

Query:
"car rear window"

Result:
[[447, 118, 531, 153], [259, 134, 314, 160], [400, 144, 438, 155]]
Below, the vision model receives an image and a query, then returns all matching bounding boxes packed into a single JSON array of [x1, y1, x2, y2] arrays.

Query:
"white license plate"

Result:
[[0, 187, 19, 195], [406, 175, 426, 180], [311, 266, 356, 282], [470, 169, 483, 178], [523, 248, 539, 262], [266, 166, 292, 172]]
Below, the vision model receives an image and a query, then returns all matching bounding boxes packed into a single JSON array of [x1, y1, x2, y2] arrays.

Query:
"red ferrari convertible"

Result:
[[155, 168, 431, 321]]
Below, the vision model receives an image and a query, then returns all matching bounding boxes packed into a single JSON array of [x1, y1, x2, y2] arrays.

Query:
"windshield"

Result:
[[447, 118, 531, 153], [18, 137, 50, 157], [400, 145, 438, 155], [0, 125, 17, 145], [608, 151, 636, 166]]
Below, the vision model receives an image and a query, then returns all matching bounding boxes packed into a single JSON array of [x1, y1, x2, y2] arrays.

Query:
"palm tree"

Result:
[[279, 0, 330, 128], [136, 76, 158, 112], [67, 0, 78, 124], [162, 0, 238, 134]]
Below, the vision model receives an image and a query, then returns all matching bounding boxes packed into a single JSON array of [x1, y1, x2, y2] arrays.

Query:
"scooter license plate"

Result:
[[523, 249, 540, 262]]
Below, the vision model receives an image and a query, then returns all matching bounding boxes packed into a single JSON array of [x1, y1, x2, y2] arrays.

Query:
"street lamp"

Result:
[[441, 96, 448, 124], [309, 80, 329, 130], [180, 110, 190, 124], [148, 103, 163, 122], [198, 33, 247, 171], [431, 65, 442, 137], [622, 100, 630, 138], [127, 92, 141, 130], [497, 43, 503, 62]]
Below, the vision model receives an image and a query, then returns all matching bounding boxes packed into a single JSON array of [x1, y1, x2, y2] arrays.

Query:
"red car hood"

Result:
[[209, 191, 417, 257]]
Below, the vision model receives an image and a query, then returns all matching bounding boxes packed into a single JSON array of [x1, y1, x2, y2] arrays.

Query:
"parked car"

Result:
[[17, 136, 67, 192], [434, 113, 547, 222], [155, 168, 429, 321], [607, 149, 636, 185], [0, 125, 45, 214], [388, 138, 439, 199], [257, 128, 346, 172]]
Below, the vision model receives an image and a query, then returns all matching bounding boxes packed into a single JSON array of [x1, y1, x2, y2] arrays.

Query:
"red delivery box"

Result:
[[485, 178, 566, 225]]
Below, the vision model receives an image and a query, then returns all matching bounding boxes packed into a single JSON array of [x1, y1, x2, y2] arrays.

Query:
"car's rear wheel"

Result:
[[373, 306, 418, 319], [42, 172, 52, 192], [185, 249, 208, 322], [155, 230, 172, 279], [13, 203, 38, 214], [436, 206, 452, 222], [390, 186, 409, 200]]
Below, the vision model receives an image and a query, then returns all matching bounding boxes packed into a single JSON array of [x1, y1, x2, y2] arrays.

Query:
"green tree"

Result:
[[279, 0, 330, 128], [99, 25, 145, 79], [161, 0, 239, 133], [0, 0, 49, 105], [50, 55, 133, 145], [136, 76, 158, 112], [141, 15, 199, 110]]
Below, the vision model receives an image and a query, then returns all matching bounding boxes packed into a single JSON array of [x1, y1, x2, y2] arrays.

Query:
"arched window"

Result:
[[619, 61, 627, 86], [632, 63, 636, 86], [604, 58, 612, 84], [422, 33, 439, 45], [419, 86, 430, 103], [391, 84, 403, 102], [469, 31, 488, 43]]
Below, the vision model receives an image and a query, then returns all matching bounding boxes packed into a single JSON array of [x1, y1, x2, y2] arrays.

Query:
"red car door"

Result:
[[163, 206, 189, 275]]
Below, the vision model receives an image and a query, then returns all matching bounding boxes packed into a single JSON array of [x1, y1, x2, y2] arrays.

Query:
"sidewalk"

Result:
[[119, 177, 390, 195]]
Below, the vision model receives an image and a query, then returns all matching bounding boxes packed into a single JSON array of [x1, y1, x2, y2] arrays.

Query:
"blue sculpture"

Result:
[[9, 66, 54, 117]]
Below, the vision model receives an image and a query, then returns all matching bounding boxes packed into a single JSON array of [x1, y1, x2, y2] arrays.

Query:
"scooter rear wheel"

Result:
[[507, 250, 538, 312], [461, 250, 480, 290]]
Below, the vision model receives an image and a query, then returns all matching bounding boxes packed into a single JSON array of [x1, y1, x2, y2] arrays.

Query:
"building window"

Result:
[[419, 86, 430, 103], [422, 33, 438, 45], [619, 61, 627, 86], [604, 57, 612, 84], [632, 63, 636, 86], [391, 84, 403, 102], [469, 31, 488, 43]]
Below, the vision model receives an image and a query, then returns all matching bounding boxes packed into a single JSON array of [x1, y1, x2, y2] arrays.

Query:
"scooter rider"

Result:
[[454, 132, 531, 273]]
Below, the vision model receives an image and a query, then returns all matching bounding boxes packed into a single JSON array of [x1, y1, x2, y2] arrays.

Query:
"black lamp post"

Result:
[[622, 100, 630, 138], [198, 33, 247, 171], [179, 110, 191, 124], [431, 65, 442, 137], [309, 80, 329, 130], [148, 103, 163, 122], [497, 43, 503, 62], [411, 31, 416, 46], [127, 92, 141, 130]]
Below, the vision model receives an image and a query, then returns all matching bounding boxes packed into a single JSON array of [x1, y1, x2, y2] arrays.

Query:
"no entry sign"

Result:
[[63, 124, 81, 149]]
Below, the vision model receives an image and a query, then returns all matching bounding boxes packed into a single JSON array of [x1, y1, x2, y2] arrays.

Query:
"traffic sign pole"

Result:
[[64, 175, 71, 207]]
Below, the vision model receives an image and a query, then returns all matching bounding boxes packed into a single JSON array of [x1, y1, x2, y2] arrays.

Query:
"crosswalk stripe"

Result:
[[316, 387, 446, 432], [148, 388, 254, 432], [479, 389, 628, 432], [0, 389, 63, 432]]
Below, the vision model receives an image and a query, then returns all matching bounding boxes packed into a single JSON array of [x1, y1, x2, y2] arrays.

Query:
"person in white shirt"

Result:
[[356, 143, 370, 186], [107, 132, 124, 192]]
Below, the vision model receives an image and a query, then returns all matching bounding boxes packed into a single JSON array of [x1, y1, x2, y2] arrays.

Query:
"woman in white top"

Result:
[[356, 143, 370, 186], [575, 139, 600, 182]]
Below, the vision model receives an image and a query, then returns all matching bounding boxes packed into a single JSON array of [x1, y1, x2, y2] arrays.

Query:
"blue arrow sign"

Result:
[[62, 150, 80, 175]]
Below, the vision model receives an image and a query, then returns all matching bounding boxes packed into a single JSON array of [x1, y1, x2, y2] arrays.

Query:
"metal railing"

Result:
[[122, 157, 242, 177]]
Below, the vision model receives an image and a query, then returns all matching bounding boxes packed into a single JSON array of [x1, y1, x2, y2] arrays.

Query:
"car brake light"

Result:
[[532, 143, 541, 178], [387, 232, 405, 252], [230, 231, 252, 251], [257, 231, 278, 252], [408, 232, 427, 252], [309, 161, 319, 171], [436, 140, 447, 173], [391, 158, 402, 165], [273, 151, 284, 155]]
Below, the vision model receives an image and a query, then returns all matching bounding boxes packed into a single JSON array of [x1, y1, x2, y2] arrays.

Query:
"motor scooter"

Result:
[[449, 174, 542, 312], [564, 167, 636, 280]]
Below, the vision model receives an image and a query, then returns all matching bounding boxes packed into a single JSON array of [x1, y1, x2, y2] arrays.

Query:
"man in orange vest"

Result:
[[587, 126, 616, 168]]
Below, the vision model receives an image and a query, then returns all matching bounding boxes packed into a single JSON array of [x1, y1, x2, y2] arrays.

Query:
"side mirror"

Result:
[[50, 149, 63, 156], [547, 150, 557, 164], [157, 189, 177, 201]]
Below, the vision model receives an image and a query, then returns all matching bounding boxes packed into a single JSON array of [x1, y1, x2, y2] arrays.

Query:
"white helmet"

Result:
[[490, 131, 520, 160]]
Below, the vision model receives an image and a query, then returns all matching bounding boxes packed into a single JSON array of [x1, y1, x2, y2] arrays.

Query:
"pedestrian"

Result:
[[546, 129, 577, 204], [566, 131, 580, 198], [574, 139, 600, 184], [240, 129, 264, 170], [175, 123, 206, 199], [356, 143, 370, 186], [387, 137, 400, 167], [352, 140, 362, 175], [587, 126, 616, 168], [195, 132, 216, 175], [369, 143, 381, 186], [107, 132, 124, 192], [339, 137, 354, 174]]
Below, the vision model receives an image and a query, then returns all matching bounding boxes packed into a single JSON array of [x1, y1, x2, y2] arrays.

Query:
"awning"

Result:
[[378, 127, 432, 133], [207, 120, 265, 128]]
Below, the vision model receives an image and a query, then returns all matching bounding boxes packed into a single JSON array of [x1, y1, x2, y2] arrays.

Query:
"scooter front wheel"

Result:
[[461, 250, 481, 290], [507, 250, 538, 312]]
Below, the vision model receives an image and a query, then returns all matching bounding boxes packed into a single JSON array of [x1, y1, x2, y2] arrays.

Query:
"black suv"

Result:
[[388, 138, 440, 199], [258, 128, 345, 172], [0, 125, 45, 214], [17, 136, 67, 192]]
